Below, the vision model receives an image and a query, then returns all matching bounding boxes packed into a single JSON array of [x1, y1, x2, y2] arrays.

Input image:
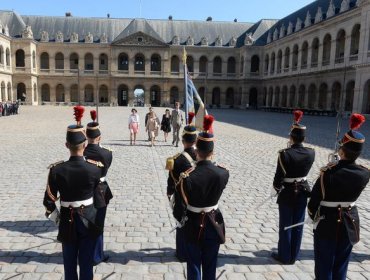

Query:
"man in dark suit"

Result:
[[84, 110, 113, 265], [174, 115, 229, 280], [170, 102, 184, 147], [308, 114, 370, 280], [166, 113, 197, 261], [272, 110, 315, 264], [43, 106, 103, 280]]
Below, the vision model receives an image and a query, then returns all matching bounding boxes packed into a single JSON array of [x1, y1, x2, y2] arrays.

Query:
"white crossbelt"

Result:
[[60, 197, 93, 208], [100, 177, 106, 182], [283, 177, 307, 183], [320, 201, 355, 208], [187, 204, 218, 213]]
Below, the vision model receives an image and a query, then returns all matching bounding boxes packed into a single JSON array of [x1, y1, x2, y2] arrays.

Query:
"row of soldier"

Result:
[[43, 106, 369, 280], [0, 100, 20, 116]]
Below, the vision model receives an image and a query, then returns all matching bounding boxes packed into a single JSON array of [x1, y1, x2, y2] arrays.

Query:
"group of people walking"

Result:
[[43, 104, 369, 280], [0, 100, 20, 116], [127, 101, 184, 147]]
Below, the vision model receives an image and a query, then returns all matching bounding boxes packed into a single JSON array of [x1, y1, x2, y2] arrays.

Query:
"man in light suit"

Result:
[[170, 102, 184, 147]]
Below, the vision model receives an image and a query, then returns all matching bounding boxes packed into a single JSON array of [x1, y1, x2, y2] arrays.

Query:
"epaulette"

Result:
[[320, 162, 337, 172], [180, 167, 195, 179], [359, 164, 370, 171], [165, 153, 181, 171], [86, 159, 104, 168], [305, 146, 315, 150], [101, 145, 113, 152], [47, 160, 64, 169], [216, 163, 229, 171], [278, 148, 286, 154]]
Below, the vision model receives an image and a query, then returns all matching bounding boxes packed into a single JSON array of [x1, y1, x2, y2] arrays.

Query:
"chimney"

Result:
[[168, 15, 173, 20], [107, 13, 110, 18], [206, 16, 212, 21], [65, 12, 72, 17]]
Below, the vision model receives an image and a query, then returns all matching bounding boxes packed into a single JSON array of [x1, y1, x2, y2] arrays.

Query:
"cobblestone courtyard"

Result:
[[1, 106, 370, 280]]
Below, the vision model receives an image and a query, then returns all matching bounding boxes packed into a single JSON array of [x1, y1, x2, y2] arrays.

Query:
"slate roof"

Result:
[[255, 0, 359, 45]]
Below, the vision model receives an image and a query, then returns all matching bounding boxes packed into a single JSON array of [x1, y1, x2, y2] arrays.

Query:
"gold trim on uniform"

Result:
[[47, 160, 64, 169], [165, 153, 180, 171], [87, 126, 100, 130], [86, 159, 104, 167], [182, 130, 197, 135], [46, 185, 57, 202], [197, 136, 214, 142], [67, 127, 85, 133], [278, 151, 287, 175]]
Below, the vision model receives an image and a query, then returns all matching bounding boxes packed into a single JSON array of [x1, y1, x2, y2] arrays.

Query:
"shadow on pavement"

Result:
[[0, 219, 57, 235]]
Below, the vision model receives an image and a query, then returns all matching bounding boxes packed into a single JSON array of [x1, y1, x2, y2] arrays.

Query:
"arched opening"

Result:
[[56, 84, 65, 102], [212, 87, 221, 106], [240, 57, 244, 75], [292, 45, 299, 70], [84, 84, 94, 103], [345, 81, 355, 112], [284, 48, 290, 71], [16, 49, 25, 67], [170, 86, 179, 105], [277, 50, 282, 73], [264, 54, 269, 73], [17, 83, 26, 101], [227, 57, 236, 74], [350, 24, 360, 57], [301, 41, 308, 68], [150, 85, 161, 107], [199, 56, 208, 74], [187, 56, 194, 73], [335, 29, 346, 63], [213, 56, 222, 75], [198, 87, 205, 102], [363, 80, 370, 113], [70, 53, 79, 71], [331, 82, 342, 111], [249, 88, 258, 108], [1, 82, 5, 101], [6, 82, 11, 101], [84, 53, 94, 71], [311, 38, 319, 67], [298, 85, 306, 108], [322, 34, 332, 65], [70, 84, 78, 103], [134, 86, 145, 107], [270, 52, 276, 73], [134, 53, 145, 72], [0, 46, 4, 65], [318, 83, 328, 109], [308, 84, 317, 109], [151, 54, 161, 72], [6, 48, 10, 66], [268, 87, 273, 107], [55, 52, 64, 70], [289, 85, 296, 107], [33, 83, 37, 102], [118, 84, 129, 106], [226, 88, 234, 106], [281, 86, 288, 107], [99, 53, 108, 71], [99, 85, 108, 103], [263, 87, 267, 106], [274, 87, 280, 107], [118, 53, 129, 71], [40, 52, 49, 70], [32, 51, 36, 69], [41, 84, 50, 102], [250, 55, 260, 73], [171, 55, 180, 73]]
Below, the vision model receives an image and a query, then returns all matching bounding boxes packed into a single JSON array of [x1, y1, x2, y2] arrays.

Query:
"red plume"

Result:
[[90, 110, 97, 122], [188, 112, 195, 124], [350, 113, 365, 130], [73, 106, 85, 125], [293, 110, 303, 124], [203, 115, 214, 132]]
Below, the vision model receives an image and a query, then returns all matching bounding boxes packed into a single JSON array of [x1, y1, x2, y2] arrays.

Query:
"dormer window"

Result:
[[138, 37, 143, 43]]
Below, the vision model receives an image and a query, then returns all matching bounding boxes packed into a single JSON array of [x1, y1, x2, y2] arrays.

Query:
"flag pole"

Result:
[[182, 46, 188, 125]]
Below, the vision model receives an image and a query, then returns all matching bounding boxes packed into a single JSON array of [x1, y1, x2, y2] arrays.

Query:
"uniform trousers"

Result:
[[314, 231, 353, 280], [185, 220, 220, 280], [62, 214, 96, 280], [94, 206, 107, 264], [278, 195, 307, 264], [176, 227, 187, 261]]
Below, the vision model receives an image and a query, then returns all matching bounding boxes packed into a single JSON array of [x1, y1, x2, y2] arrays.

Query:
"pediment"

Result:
[[112, 32, 167, 46]]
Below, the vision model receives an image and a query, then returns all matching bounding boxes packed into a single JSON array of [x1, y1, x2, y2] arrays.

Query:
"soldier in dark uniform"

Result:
[[308, 114, 370, 280], [272, 110, 315, 264], [84, 110, 113, 265], [43, 106, 103, 280], [166, 113, 197, 262], [174, 115, 229, 280]]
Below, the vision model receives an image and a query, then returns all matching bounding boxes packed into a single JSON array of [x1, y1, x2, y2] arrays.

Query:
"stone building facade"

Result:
[[0, 0, 370, 113]]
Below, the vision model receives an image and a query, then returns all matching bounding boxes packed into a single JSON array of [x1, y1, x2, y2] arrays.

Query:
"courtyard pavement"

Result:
[[0, 106, 370, 280]]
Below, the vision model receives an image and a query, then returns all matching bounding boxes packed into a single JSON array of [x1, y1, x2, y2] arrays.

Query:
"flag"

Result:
[[184, 65, 207, 130]]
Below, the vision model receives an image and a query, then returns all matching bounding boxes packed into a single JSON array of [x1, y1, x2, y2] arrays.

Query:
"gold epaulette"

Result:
[[86, 159, 104, 168], [305, 146, 315, 150], [180, 167, 195, 179], [165, 153, 181, 171], [359, 164, 370, 171], [216, 163, 229, 170], [47, 160, 64, 169], [278, 148, 286, 154], [320, 162, 337, 172], [101, 145, 113, 152]]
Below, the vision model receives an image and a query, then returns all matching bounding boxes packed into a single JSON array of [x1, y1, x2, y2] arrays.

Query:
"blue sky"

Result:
[[1, 0, 313, 22]]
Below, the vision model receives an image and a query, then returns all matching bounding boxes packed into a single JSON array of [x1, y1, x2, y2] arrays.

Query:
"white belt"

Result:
[[100, 177, 106, 182], [60, 197, 93, 208], [320, 201, 355, 208], [187, 204, 218, 213], [283, 177, 307, 183]]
